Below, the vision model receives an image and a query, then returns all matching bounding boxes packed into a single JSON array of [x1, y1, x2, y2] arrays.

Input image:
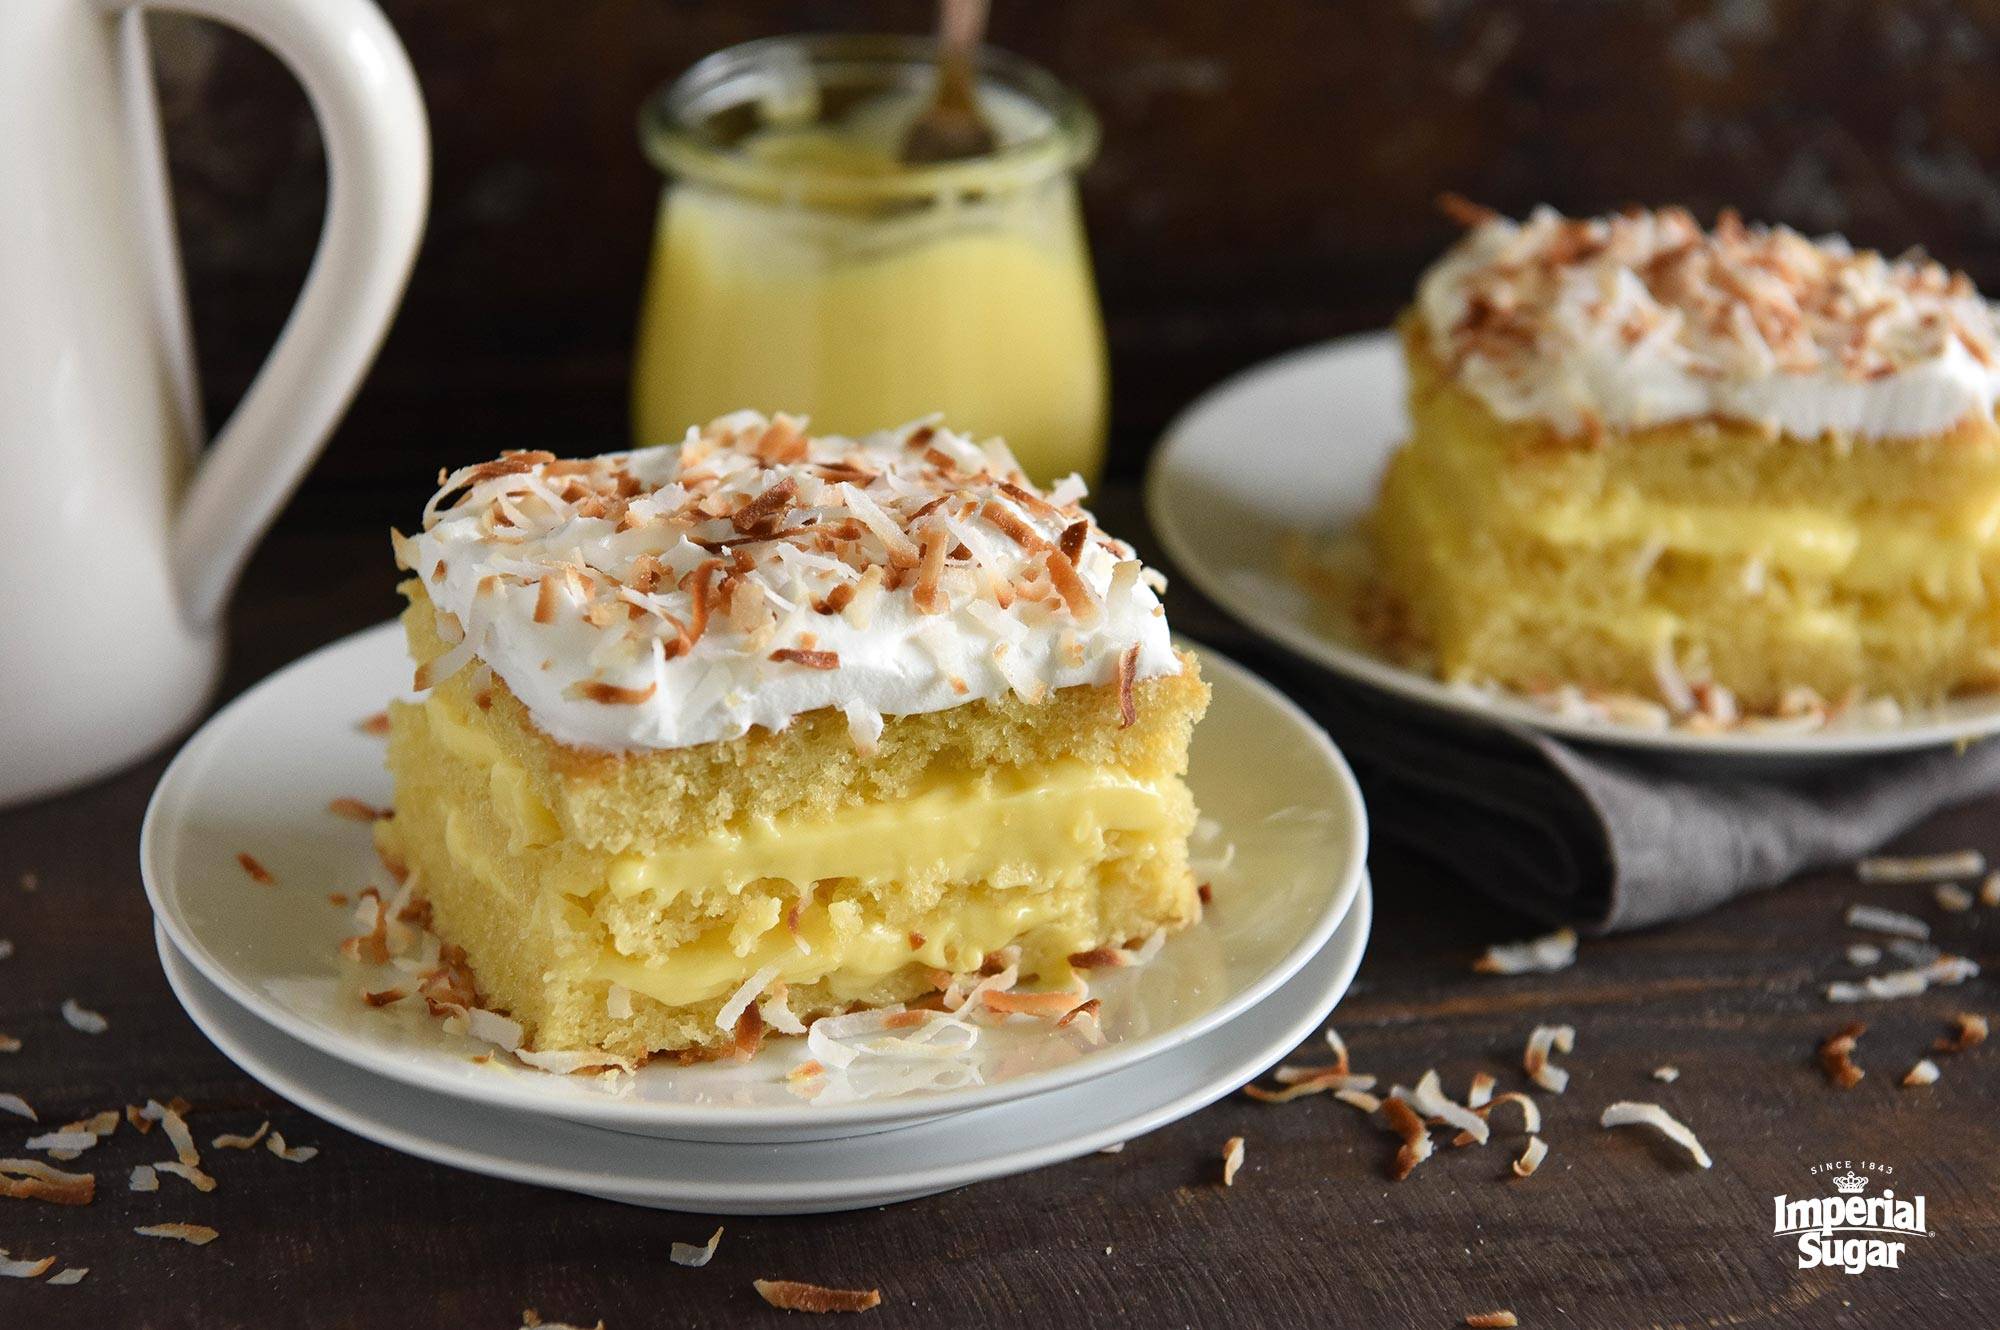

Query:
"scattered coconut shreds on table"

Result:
[[1098, 1142, 1126, 1154], [1651, 1065, 1680, 1083], [671, 1225, 724, 1268], [0, 1159, 94, 1206], [24, 1130, 98, 1158], [47, 1267, 86, 1286], [1935, 882, 1974, 912], [1826, 954, 1979, 1003], [0, 1252, 55, 1279], [266, 1132, 318, 1164], [1523, 1025, 1575, 1094], [0, 1093, 35, 1122], [1843, 904, 1930, 940], [1599, 1101, 1713, 1169], [1335, 1087, 1383, 1114], [129, 1165, 158, 1193], [134, 1223, 218, 1246], [0, 1035, 20, 1054], [1466, 1071, 1497, 1109], [60, 999, 107, 1035], [1380, 1096, 1435, 1180], [1221, 1136, 1246, 1186], [1982, 872, 2000, 908], [1858, 849, 1983, 883], [1901, 1059, 1941, 1087], [236, 852, 276, 885], [752, 1278, 883, 1314], [1935, 1012, 1989, 1054], [1819, 1023, 1867, 1088], [212, 1121, 270, 1151], [1845, 943, 1882, 966], [1473, 927, 1577, 976], [1465, 1313, 1520, 1329], [1512, 1135, 1548, 1178], [0, 939, 11, 960]]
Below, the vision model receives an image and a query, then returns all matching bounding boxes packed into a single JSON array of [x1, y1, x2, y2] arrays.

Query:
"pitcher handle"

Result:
[[105, 0, 429, 626]]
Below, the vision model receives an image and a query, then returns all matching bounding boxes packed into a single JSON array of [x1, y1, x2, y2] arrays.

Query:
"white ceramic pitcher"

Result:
[[0, 0, 428, 805]]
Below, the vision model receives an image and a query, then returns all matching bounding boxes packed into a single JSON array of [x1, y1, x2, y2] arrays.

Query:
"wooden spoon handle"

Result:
[[936, 0, 989, 109]]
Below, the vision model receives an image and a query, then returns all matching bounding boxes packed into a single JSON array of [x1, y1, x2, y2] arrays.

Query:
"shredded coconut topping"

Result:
[[399, 413, 1179, 751], [1421, 203, 2000, 440]]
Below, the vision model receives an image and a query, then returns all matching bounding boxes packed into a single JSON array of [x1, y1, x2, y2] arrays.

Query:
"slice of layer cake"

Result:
[[1370, 202, 2000, 717], [377, 412, 1207, 1062]]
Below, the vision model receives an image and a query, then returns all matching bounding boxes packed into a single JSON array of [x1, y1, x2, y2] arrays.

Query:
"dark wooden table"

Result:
[[3, 498, 1991, 1328]]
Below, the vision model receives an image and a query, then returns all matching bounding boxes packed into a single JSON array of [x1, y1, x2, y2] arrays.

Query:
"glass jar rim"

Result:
[[639, 33, 1099, 205]]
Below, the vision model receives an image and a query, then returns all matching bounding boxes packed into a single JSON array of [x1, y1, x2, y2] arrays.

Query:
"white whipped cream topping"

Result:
[[398, 413, 1178, 752], [1418, 205, 2000, 440]]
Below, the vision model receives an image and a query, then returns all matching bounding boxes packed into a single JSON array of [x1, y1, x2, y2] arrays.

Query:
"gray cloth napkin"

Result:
[[1265, 652, 2000, 932]]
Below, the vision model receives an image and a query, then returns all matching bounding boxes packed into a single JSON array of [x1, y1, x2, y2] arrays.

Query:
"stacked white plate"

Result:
[[142, 622, 1371, 1214]]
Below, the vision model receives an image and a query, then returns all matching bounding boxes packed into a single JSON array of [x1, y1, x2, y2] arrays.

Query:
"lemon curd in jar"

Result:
[[634, 36, 1108, 485]]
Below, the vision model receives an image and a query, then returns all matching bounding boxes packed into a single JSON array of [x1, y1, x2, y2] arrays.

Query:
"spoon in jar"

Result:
[[902, 0, 997, 164]]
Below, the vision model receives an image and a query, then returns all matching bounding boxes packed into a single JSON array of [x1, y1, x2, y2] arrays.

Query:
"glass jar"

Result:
[[634, 34, 1108, 485]]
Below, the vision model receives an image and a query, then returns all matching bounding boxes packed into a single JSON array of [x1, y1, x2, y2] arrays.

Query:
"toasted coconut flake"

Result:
[[362, 987, 408, 1008], [1981, 871, 2000, 907], [1651, 1065, 1680, 1083], [1902, 1058, 1941, 1087], [358, 711, 391, 736], [1381, 1096, 1435, 1180], [753, 1279, 882, 1314], [1408, 1069, 1490, 1145], [155, 1161, 217, 1193], [1523, 1024, 1575, 1094], [0, 1036, 17, 1054], [0, 1093, 34, 1122], [1466, 1071, 1497, 1108], [1097, 1141, 1126, 1154], [329, 797, 389, 823], [236, 852, 275, 885], [1818, 1022, 1867, 1088], [769, 647, 841, 671], [0, 1252, 55, 1279], [60, 999, 107, 1035], [129, 1165, 158, 1192], [717, 963, 785, 1035], [47, 1267, 86, 1286], [134, 1223, 218, 1246], [1844, 903, 1930, 939], [1826, 954, 1979, 1002], [671, 1225, 724, 1268], [1464, 1313, 1519, 1329], [1935, 882, 1974, 912], [513, 1047, 636, 1076], [1115, 643, 1139, 728], [1511, 1135, 1548, 1179], [1335, 1087, 1383, 1113], [265, 1132, 318, 1164], [0, 1159, 93, 1206], [1845, 943, 1882, 966], [24, 1131, 97, 1156], [212, 1121, 270, 1151], [1858, 849, 1983, 883], [1473, 927, 1577, 975], [142, 1099, 200, 1166], [568, 677, 658, 705], [1935, 1012, 1988, 1054], [1220, 1135, 1246, 1186], [1600, 1100, 1712, 1168]]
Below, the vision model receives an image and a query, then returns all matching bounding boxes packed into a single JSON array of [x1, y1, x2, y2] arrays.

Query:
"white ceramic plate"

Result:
[[142, 621, 1366, 1143], [1147, 329, 2000, 764], [155, 880, 1371, 1214]]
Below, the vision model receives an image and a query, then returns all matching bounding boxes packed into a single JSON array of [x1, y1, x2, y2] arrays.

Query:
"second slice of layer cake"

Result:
[[378, 413, 1207, 1061], [1374, 204, 2000, 713]]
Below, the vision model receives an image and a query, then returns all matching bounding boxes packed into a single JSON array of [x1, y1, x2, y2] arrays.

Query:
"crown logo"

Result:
[[1831, 1171, 1870, 1195]]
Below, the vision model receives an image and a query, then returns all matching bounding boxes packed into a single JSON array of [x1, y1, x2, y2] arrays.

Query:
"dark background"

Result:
[[154, 0, 2000, 533]]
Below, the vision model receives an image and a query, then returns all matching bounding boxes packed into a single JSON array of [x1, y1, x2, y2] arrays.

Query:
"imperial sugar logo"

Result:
[[1772, 1162, 1932, 1274]]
